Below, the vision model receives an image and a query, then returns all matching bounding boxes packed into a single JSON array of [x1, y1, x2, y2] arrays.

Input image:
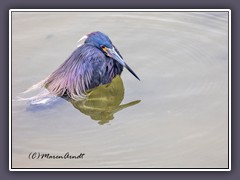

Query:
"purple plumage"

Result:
[[29, 31, 139, 101]]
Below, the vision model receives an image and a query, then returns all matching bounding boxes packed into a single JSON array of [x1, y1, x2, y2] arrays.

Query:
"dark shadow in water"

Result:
[[23, 76, 140, 124], [68, 75, 141, 125]]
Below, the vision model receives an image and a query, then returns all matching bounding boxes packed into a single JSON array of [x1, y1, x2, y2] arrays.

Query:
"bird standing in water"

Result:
[[38, 31, 140, 100]]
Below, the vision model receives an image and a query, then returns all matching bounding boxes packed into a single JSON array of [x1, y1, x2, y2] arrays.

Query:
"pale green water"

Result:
[[11, 11, 229, 168]]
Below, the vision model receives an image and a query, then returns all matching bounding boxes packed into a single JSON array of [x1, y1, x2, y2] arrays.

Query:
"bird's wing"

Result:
[[43, 45, 105, 100]]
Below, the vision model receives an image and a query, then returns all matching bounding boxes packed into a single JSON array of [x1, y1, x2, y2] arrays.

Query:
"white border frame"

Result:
[[9, 9, 231, 171]]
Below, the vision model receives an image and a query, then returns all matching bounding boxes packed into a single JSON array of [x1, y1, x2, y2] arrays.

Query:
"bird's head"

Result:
[[78, 31, 140, 81]]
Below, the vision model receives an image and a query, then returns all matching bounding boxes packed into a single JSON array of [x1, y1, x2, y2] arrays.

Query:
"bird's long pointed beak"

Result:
[[107, 48, 140, 81]]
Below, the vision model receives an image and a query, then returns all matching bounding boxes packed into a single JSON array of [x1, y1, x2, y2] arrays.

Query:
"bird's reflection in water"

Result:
[[22, 31, 141, 124], [68, 75, 141, 125]]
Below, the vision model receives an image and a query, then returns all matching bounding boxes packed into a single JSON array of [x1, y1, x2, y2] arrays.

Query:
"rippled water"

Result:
[[11, 11, 229, 168]]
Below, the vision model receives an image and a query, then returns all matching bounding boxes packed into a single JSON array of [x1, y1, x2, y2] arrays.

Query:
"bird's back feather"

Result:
[[43, 44, 123, 100]]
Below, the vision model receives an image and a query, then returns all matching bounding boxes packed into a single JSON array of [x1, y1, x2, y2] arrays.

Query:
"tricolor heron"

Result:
[[41, 31, 140, 100]]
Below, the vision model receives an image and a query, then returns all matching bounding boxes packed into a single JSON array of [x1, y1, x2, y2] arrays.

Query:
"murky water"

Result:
[[11, 11, 229, 168]]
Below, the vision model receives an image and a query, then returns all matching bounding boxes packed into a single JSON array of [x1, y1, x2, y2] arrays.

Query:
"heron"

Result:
[[32, 31, 140, 100]]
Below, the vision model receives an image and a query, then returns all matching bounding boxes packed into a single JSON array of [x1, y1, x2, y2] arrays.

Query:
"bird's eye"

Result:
[[101, 45, 109, 56], [101, 45, 108, 53]]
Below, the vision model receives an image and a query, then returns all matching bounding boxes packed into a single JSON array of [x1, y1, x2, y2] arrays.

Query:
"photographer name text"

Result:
[[28, 152, 85, 160]]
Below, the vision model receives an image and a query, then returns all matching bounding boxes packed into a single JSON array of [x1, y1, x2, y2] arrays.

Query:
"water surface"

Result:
[[11, 11, 229, 168]]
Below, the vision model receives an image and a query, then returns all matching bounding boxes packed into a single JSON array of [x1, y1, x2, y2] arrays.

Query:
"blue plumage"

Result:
[[43, 31, 140, 100]]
